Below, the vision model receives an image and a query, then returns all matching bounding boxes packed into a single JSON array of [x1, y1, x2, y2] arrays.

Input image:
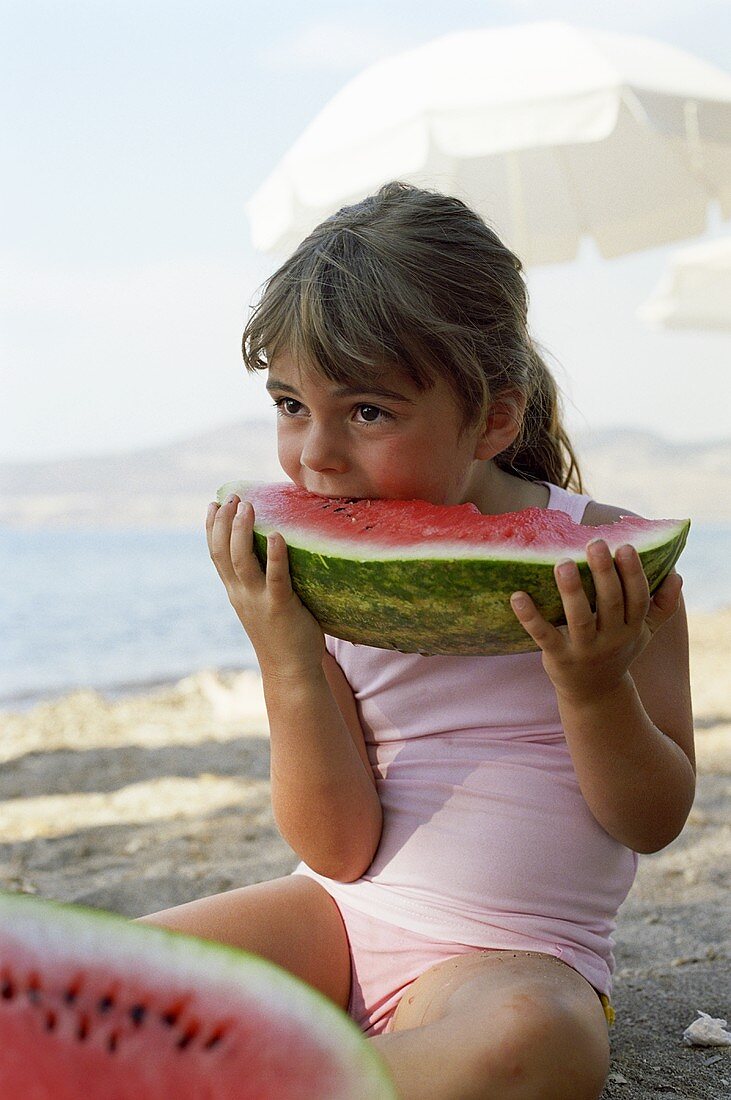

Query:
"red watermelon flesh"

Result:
[[217, 481, 686, 558], [0, 891, 396, 1099]]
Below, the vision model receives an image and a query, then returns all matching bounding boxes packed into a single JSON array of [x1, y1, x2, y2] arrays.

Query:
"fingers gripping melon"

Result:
[[217, 481, 690, 656], [0, 891, 396, 1099]]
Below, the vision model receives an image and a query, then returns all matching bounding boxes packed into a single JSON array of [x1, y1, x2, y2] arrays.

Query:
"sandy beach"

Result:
[[1, 610, 729, 1099]]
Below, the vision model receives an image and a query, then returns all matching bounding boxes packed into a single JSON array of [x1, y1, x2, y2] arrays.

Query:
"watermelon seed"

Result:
[[107, 1032, 119, 1053], [76, 1014, 90, 1041], [204, 1027, 226, 1050], [27, 974, 42, 1003], [1, 978, 14, 1000], [44, 1009, 57, 1031], [177, 1024, 199, 1050], [97, 994, 115, 1013], [129, 1003, 147, 1026], [63, 984, 81, 1004], [161, 1008, 180, 1027]]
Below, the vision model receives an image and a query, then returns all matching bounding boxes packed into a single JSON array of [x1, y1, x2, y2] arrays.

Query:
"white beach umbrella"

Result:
[[245, 22, 731, 266], [637, 237, 731, 331]]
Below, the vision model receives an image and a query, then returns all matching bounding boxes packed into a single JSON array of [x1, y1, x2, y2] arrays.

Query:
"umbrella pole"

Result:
[[683, 99, 704, 175]]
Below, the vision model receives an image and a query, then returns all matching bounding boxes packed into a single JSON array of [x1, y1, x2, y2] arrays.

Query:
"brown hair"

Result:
[[242, 180, 583, 491]]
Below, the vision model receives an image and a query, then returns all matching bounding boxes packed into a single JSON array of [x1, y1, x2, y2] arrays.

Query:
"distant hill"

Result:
[[0, 422, 728, 528], [0, 421, 282, 530]]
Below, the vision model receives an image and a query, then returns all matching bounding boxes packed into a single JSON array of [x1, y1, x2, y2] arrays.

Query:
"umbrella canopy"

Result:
[[637, 237, 731, 331], [246, 22, 731, 265]]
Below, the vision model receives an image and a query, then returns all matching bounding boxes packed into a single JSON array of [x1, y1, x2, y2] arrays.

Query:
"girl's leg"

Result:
[[134, 875, 351, 1009], [371, 950, 610, 1100]]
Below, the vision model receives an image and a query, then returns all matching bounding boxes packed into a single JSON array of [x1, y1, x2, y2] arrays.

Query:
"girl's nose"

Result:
[[300, 425, 348, 474]]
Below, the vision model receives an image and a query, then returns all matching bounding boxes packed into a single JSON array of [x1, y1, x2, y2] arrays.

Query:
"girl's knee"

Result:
[[477, 996, 609, 1100], [373, 997, 609, 1100]]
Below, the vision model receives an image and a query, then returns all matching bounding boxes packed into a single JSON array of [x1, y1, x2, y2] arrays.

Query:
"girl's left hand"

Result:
[[510, 539, 684, 705]]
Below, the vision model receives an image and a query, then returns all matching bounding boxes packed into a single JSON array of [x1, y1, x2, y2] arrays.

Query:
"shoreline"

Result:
[[0, 661, 262, 716], [3, 606, 730, 718]]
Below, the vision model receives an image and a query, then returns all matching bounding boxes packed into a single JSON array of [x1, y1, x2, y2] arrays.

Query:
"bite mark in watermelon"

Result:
[[0, 891, 396, 1099], [217, 481, 690, 656]]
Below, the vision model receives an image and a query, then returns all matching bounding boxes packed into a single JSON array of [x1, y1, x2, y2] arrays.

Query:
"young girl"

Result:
[[137, 181, 695, 1099]]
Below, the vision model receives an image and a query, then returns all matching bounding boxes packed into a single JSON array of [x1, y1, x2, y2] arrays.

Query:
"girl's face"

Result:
[[266, 352, 490, 505]]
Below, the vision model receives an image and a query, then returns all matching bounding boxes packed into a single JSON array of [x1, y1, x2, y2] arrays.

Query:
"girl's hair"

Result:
[[242, 180, 583, 491]]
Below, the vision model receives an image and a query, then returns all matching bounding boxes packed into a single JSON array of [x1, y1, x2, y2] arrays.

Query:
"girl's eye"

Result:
[[355, 404, 391, 424], [272, 397, 303, 416], [272, 398, 392, 424]]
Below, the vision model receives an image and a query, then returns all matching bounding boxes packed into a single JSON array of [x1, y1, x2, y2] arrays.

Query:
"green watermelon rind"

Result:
[[0, 891, 397, 1099], [251, 525, 689, 655], [216, 483, 689, 655]]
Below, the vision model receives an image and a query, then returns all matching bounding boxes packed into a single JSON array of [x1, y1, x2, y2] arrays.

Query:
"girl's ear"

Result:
[[473, 390, 527, 460]]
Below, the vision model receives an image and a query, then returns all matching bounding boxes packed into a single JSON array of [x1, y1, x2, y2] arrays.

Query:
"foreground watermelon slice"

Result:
[[217, 480, 690, 656], [0, 891, 396, 1099]]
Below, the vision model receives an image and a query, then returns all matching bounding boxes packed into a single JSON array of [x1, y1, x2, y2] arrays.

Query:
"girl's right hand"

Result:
[[206, 494, 325, 679]]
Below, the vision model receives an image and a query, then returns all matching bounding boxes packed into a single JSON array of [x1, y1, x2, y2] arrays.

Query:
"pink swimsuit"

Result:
[[293, 483, 637, 1034]]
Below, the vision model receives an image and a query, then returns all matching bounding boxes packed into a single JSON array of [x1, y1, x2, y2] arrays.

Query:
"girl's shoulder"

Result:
[[580, 499, 642, 527], [541, 481, 642, 527]]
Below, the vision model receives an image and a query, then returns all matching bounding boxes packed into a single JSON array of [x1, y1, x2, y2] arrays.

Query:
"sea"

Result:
[[2, 524, 729, 712]]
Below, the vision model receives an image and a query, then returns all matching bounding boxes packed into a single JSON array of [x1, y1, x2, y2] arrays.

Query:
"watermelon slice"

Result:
[[0, 891, 396, 1099], [217, 480, 690, 656]]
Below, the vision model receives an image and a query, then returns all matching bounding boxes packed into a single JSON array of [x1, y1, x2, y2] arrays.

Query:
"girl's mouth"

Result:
[[301, 483, 370, 501]]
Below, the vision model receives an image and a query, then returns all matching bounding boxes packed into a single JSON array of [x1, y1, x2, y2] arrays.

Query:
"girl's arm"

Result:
[[207, 496, 382, 881], [511, 526, 695, 854], [264, 651, 383, 881]]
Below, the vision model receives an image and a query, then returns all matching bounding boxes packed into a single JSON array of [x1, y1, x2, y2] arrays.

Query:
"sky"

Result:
[[2, 0, 730, 464]]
